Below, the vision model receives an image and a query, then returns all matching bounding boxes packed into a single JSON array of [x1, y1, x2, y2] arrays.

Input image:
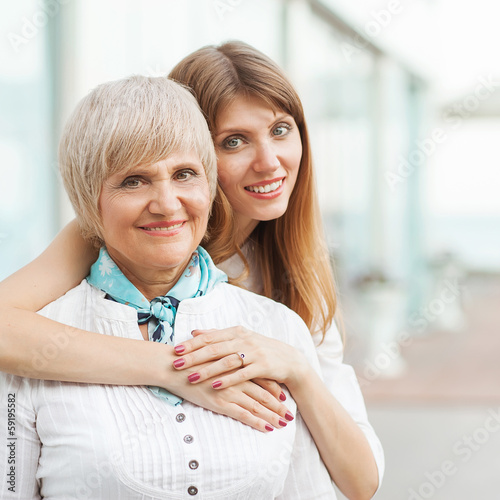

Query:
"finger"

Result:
[[253, 378, 286, 402], [193, 325, 251, 341], [209, 363, 261, 388], [174, 329, 233, 356], [239, 385, 293, 428], [220, 402, 276, 433], [174, 342, 240, 371], [187, 354, 247, 383], [190, 328, 217, 337]]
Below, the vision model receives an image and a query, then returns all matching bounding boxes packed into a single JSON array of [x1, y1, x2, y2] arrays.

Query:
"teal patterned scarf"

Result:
[[87, 246, 227, 406]]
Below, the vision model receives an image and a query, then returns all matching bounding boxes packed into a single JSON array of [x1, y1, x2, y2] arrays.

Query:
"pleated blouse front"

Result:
[[0, 281, 335, 500]]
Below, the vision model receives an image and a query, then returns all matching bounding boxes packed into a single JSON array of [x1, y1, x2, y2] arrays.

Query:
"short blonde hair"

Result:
[[59, 75, 217, 244]]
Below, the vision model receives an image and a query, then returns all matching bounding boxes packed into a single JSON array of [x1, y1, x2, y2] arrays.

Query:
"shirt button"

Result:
[[176, 413, 186, 423], [184, 434, 194, 444], [188, 485, 198, 495], [189, 460, 199, 470]]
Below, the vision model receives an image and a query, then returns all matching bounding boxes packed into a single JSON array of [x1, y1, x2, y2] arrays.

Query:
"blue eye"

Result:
[[273, 124, 292, 136], [223, 137, 243, 149]]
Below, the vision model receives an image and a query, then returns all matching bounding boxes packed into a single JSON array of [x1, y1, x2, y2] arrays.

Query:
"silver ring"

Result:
[[236, 352, 245, 367]]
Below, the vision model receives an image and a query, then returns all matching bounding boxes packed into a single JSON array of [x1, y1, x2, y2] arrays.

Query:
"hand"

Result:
[[172, 326, 310, 391], [168, 360, 293, 433]]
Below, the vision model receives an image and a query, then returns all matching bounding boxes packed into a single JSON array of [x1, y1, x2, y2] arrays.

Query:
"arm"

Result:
[[0, 222, 149, 384], [0, 221, 289, 432], [312, 325, 385, 494], [284, 354, 379, 500], [171, 325, 380, 499], [277, 413, 336, 500], [0, 219, 100, 379]]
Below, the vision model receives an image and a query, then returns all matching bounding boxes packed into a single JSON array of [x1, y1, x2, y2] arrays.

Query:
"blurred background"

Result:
[[1, 0, 499, 498]]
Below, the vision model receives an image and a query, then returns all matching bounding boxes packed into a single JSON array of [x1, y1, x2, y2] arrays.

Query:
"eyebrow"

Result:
[[117, 161, 203, 177], [171, 162, 204, 169], [215, 127, 250, 137], [215, 113, 293, 137]]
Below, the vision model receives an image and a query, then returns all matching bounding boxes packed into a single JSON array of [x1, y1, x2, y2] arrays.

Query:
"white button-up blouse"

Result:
[[0, 281, 337, 499]]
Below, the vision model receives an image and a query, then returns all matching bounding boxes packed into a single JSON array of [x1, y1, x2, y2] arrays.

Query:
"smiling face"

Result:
[[213, 95, 303, 241], [99, 151, 211, 298]]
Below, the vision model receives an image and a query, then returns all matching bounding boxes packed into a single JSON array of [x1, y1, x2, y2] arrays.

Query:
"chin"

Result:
[[256, 207, 288, 222], [139, 248, 193, 269]]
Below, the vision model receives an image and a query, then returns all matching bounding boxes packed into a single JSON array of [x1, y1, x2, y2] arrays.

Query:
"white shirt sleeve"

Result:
[[313, 322, 385, 490], [0, 374, 41, 499]]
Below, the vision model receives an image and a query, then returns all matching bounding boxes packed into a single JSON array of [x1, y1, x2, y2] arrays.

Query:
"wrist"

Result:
[[283, 350, 312, 392], [139, 342, 178, 389]]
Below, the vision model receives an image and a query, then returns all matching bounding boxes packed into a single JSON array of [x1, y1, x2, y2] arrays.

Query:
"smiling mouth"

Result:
[[140, 222, 184, 231], [245, 179, 283, 194]]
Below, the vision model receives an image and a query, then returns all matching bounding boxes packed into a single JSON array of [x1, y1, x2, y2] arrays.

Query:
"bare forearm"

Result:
[[0, 308, 289, 433], [0, 306, 167, 385], [288, 368, 379, 500]]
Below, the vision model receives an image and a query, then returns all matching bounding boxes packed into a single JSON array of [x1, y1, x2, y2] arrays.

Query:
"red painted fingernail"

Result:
[[174, 345, 185, 354], [279, 419, 287, 427], [279, 391, 286, 401], [188, 373, 200, 383], [173, 359, 185, 368], [212, 380, 222, 389], [265, 425, 274, 432], [285, 411, 294, 422]]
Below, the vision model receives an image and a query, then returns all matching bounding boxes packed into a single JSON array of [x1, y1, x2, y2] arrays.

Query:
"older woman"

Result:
[[0, 76, 335, 499]]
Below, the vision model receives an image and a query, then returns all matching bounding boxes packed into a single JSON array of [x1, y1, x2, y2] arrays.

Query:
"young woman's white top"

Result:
[[218, 250, 385, 485], [0, 280, 337, 500]]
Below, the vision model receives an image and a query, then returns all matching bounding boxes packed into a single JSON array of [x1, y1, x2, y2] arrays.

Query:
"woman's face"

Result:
[[213, 95, 303, 240], [99, 151, 211, 291]]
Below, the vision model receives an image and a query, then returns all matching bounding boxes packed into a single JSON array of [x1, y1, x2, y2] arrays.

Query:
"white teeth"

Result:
[[143, 223, 183, 231], [246, 179, 283, 194]]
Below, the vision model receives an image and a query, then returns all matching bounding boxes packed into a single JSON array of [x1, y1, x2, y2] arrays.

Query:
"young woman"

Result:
[[0, 42, 383, 498]]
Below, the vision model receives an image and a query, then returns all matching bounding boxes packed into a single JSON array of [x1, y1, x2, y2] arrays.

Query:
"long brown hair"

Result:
[[169, 41, 337, 338]]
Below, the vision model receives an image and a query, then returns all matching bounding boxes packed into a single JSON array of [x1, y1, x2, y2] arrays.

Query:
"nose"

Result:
[[147, 182, 182, 215], [252, 142, 280, 173]]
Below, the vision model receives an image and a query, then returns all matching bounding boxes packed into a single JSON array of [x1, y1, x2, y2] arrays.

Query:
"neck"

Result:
[[107, 251, 188, 301], [130, 275, 181, 301], [234, 216, 259, 247]]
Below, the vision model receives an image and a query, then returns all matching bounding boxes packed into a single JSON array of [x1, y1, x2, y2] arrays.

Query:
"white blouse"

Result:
[[0, 281, 336, 499], [218, 250, 385, 487]]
